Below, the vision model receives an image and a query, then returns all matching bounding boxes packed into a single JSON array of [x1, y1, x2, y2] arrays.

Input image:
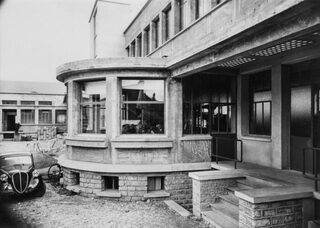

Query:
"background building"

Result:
[[0, 81, 67, 141]]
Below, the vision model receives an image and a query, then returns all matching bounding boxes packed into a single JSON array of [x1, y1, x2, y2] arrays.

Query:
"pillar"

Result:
[[67, 81, 81, 136]]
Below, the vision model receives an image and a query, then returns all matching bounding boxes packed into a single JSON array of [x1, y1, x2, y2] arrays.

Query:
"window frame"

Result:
[[162, 4, 172, 43], [21, 109, 35, 124], [147, 176, 165, 192], [143, 26, 150, 56], [38, 109, 52, 124]]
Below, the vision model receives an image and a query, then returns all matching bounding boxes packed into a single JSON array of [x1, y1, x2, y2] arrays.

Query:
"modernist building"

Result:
[[58, 0, 320, 227], [0, 81, 67, 141]]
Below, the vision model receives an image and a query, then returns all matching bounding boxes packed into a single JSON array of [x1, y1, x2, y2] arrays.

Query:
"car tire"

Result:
[[32, 177, 46, 197]]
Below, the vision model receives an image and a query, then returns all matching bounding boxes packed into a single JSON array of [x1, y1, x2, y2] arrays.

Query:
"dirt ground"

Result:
[[3, 183, 211, 228]]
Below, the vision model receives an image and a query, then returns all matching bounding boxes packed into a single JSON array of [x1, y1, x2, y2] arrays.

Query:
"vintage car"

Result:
[[0, 152, 46, 197]]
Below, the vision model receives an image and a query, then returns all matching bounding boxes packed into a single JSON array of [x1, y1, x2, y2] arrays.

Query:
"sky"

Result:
[[0, 0, 147, 83]]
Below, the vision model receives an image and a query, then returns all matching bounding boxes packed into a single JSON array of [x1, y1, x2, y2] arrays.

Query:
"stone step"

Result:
[[227, 184, 253, 193], [219, 193, 239, 206], [164, 200, 191, 217], [202, 203, 239, 228], [237, 176, 281, 188], [308, 220, 320, 228]]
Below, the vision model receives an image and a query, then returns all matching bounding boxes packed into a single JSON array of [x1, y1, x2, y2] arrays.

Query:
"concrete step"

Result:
[[308, 220, 320, 228], [219, 193, 239, 206], [237, 176, 282, 188], [202, 203, 239, 228], [164, 200, 191, 217], [227, 184, 253, 193]]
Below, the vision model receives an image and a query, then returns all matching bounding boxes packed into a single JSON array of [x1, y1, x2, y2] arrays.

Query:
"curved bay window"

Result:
[[121, 80, 164, 134], [183, 75, 236, 135], [80, 81, 106, 134], [249, 71, 271, 136]]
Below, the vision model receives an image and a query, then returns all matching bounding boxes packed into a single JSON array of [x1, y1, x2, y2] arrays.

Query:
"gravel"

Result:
[[3, 184, 211, 228]]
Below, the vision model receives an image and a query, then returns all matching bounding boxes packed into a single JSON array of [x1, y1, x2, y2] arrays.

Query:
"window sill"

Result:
[[241, 135, 271, 142], [65, 135, 107, 148], [112, 136, 173, 149], [180, 135, 212, 141], [96, 190, 121, 198], [144, 190, 170, 199]]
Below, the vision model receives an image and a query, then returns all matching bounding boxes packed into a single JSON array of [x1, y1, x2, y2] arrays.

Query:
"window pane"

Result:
[[121, 103, 164, 134], [56, 110, 67, 124], [122, 80, 164, 102], [39, 110, 52, 124], [39, 101, 52, 106], [21, 101, 35, 105], [264, 102, 271, 135], [81, 104, 105, 134], [81, 81, 106, 103], [21, 110, 35, 124]]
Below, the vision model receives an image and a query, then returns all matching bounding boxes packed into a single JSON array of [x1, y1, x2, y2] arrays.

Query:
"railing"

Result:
[[211, 136, 243, 169], [302, 147, 320, 191]]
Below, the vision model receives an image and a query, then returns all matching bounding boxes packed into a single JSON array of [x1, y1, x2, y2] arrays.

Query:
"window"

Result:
[[136, 34, 142, 57], [249, 70, 271, 136], [121, 80, 164, 134], [144, 26, 150, 56], [2, 100, 17, 105], [126, 46, 130, 57], [147, 176, 164, 192], [55, 110, 67, 124], [131, 40, 136, 57], [39, 110, 52, 124], [21, 101, 35, 105], [21, 110, 35, 124], [152, 17, 160, 50], [71, 171, 80, 185], [80, 81, 106, 134], [183, 75, 236, 134], [211, 0, 221, 8], [93, 9, 98, 58], [103, 176, 119, 190], [39, 101, 52, 106], [176, 0, 187, 32], [163, 5, 171, 42], [195, 0, 200, 20]]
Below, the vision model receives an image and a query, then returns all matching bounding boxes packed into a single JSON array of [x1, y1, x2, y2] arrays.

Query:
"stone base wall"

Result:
[[239, 199, 303, 228], [62, 168, 193, 209], [192, 178, 238, 217]]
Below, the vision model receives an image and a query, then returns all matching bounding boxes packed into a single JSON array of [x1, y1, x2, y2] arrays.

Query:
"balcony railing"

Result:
[[302, 147, 320, 191], [211, 136, 243, 169]]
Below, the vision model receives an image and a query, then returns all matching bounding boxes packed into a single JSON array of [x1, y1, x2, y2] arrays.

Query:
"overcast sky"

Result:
[[0, 0, 146, 83]]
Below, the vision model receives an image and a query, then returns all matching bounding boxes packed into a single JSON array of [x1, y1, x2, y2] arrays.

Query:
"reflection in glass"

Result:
[[121, 80, 164, 134]]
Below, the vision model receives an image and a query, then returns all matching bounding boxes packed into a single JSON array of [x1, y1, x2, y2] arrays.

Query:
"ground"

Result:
[[0, 141, 211, 228]]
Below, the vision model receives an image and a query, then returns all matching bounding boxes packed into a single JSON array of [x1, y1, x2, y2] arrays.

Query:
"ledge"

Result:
[[179, 135, 212, 141], [235, 186, 314, 204], [96, 190, 121, 198], [112, 137, 173, 149], [144, 191, 170, 199], [241, 136, 271, 142], [65, 135, 107, 148], [189, 170, 245, 181], [58, 155, 211, 173]]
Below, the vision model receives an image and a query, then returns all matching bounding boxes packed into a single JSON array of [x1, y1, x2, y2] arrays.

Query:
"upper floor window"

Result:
[[143, 26, 150, 56], [152, 17, 160, 50], [249, 70, 271, 136], [211, 0, 221, 8], [176, 0, 187, 32], [80, 81, 106, 134], [126, 46, 130, 57], [131, 40, 136, 57], [2, 100, 17, 105], [92, 9, 98, 58], [163, 4, 172, 42], [21, 101, 35, 106], [39, 101, 52, 106], [121, 79, 164, 134], [136, 34, 142, 57]]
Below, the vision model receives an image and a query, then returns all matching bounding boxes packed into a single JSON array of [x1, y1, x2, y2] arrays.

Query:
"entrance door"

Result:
[[2, 110, 16, 131], [290, 86, 313, 171]]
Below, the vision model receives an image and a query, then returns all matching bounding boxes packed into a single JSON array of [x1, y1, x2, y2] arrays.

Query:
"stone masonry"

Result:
[[63, 168, 193, 209], [239, 199, 303, 228], [192, 178, 238, 217]]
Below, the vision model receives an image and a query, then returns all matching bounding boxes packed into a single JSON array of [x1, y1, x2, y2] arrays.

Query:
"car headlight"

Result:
[[32, 170, 39, 178], [0, 174, 8, 182]]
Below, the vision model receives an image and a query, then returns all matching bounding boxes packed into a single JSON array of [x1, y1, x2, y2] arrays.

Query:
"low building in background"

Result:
[[0, 80, 67, 141]]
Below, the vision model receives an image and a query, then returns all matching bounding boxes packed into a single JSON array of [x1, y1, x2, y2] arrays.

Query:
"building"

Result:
[[57, 0, 320, 227], [0, 80, 67, 141]]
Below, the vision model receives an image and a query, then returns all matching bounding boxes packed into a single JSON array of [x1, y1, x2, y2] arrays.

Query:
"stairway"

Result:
[[201, 176, 282, 228]]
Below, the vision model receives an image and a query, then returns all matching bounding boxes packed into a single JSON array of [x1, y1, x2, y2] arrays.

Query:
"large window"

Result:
[[39, 110, 52, 124], [21, 110, 35, 124], [80, 81, 106, 134], [121, 80, 164, 134], [144, 26, 150, 56], [183, 75, 236, 134], [152, 17, 160, 50], [249, 70, 271, 136], [176, 0, 187, 32], [136, 34, 142, 57]]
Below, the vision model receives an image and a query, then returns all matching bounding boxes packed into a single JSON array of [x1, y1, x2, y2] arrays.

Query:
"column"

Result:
[[67, 81, 81, 136], [271, 64, 290, 169]]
